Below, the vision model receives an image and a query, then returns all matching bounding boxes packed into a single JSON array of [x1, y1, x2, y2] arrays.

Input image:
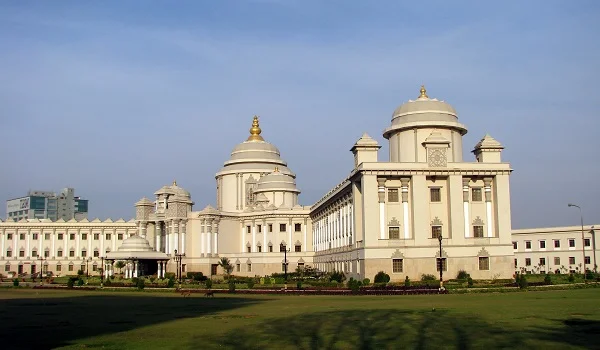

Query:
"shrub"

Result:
[[67, 277, 75, 288], [296, 281, 302, 289], [585, 270, 596, 280], [457, 270, 470, 280], [404, 276, 411, 287], [467, 277, 474, 288], [518, 275, 528, 289], [167, 278, 175, 288], [544, 274, 552, 285], [347, 278, 362, 294], [247, 280, 255, 289], [187, 272, 207, 282], [77, 269, 84, 276], [568, 274, 575, 283], [228, 281, 236, 293], [329, 270, 346, 283], [421, 274, 436, 282], [12, 279, 19, 287], [77, 278, 84, 286], [104, 279, 112, 286], [374, 271, 390, 284], [205, 279, 213, 289], [362, 278, 370, 286], [137, 278, 145, 290], [164, 272, 176, 280], [132, 277, 139, 285]]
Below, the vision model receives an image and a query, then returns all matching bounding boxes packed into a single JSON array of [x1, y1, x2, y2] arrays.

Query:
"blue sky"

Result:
[[0, 0, 598, 228]]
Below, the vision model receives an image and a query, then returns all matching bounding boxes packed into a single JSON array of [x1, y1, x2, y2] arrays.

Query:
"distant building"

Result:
[[6, 188, 88, 221]]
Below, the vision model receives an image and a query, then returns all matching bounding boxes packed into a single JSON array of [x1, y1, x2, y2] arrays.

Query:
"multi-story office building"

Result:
[[6, 188, 89, 222]]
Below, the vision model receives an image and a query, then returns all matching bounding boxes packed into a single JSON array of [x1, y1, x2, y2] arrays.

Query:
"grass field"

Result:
[[0, 288, 599, 349]]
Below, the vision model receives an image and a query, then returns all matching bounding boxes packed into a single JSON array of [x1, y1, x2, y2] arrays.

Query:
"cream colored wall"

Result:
[[389, 128, 463, 163]]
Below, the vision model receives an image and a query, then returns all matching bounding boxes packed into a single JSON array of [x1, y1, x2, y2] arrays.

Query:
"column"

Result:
[[39, 230, 43, 256], [262, 219, 267, 253], [240, 222, 244, 253], [303, 218, 307, 252], [463, 177, 470, 238], [174, 220, 180, 253], [165, 222, 170, 254], [212, 220, 218, 254], [401, 177, 411, 239], [51, 229, 56, 258], [288, 218, 292, 250], [87, 230, 92, 258], [75, 229, 80, 257], [26, 229, 31, 257], [158, 261, 163, 278], [484, 177, 494, 238], [252, 221, 256, 252], [378, 178, 386, 240], [206, 219, 213, 255], [155, 221, 161, 252], [112, 230, 116, 251], [133, 261, 138, 278], [0, 229, 4, 259], [100, 229, 104, 255], [180, 221, 186, 255], [200, 219, 206, 255]]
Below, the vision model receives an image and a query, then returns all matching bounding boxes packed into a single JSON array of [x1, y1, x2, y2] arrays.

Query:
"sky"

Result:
[[0, 0, 599, 229]]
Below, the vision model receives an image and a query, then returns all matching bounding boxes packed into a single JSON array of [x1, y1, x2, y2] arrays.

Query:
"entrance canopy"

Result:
[[106, 235, 170, 278]]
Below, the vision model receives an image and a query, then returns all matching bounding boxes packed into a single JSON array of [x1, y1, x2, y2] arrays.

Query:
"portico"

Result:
[[105, 235, 170, 278]]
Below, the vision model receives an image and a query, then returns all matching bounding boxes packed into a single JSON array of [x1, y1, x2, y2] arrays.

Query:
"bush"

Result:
[[544, 274, 552, 285], [167, 278, 175, 288], [404, 276, 411, 287], [347, 278, 362, 294], [247, 280, 255, 289], [362, 278, 370, 286], [67, 277, 75, 288], [77, 269, 84, 276], [518, 275, 528, 289], [568, 274, 575, 283], [457, 270, 470, 280], [187, 272, 207, 282], [228, 281, 236, 293], [104, 279, 112, 286], [132, 277, 139, 285], [467, 277, 474, 288], [205, 279, 213, 289], [77, 278, 84, 286], [329, 270, 346, 283], [374, 271, 390, 284], [164, 272, 176, 280], [421, 274, 436, 282], [12, 279, 19, 287], [585, 270, 596, 280], [296, 281, 302, 289], [137, 278, 145, 290]]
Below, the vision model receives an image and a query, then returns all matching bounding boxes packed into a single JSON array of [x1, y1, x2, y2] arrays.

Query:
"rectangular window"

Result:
[[525, 258, 531, 266], [388, 189, 399, 202], [280, 245, 287, 252], [569, 257, 576, 265], [32, 250, 38, 258], [554, 240, 560, 248], [246, 246, 251, 253], [106, 234, 111, 240], [514, 259, 518, 268], [585, 256, 591, 264], [282, 263, 286, 272], [479, 257, 490, 270], [44, 250, 49, 258], [389, 227, 400, 239], [539, 240, 546, 249], [20, 233, 25, 240], [436, 258, 447, 271], [280, 224, 287, 232], [7, 233, 12, 240], [69, 250, 75, 257], [298, 262, 305, 269], [247, 264, 252, 272], [554, 257, 560, 265], [70, 233, 75, 240], [93, 250, 99, 257], [236, 264, 240, 272], [246, 226, 251, 234], [295, 223, 302, 232], [585, 239, 591, 247], [4, 264, 9, 272], [94, 233, 99, 240], [257, 246, 262, 253], [57, 250, 63, 257], [257, 225, 262, 233], [569, 239, 575, 248], [118, 234, 123, 240], [82, 233, 87, 240], [68, 265, 74, 272], [19, 250, 25, 257], [81, 250, 87, 257], [295, 245, 301, 252], [45, 233, 50, 240], [513, 241, 518, 250], [6, 251, 12, 258], [268, 224, 273, 232], [473, 226, 484, 238], [58, 233, 63, 240], [56, 265, 62, 272], [539, 258, 546, 266], [430, 188, 441, 202], [525, 241, 531, 249], [268, 245, 273, 253], [81, 264, 85, 272], [32, 233, 38, 240], [471, 188, 482, 202], [431, 226, 442, 239], [92, 265, 98, 272], [392, 258, 403, 273]]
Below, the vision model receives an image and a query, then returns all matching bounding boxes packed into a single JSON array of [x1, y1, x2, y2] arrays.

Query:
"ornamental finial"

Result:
[[247, 115, 264, 141], [173, 180, 177, 186], [419, 85, 428, 99]]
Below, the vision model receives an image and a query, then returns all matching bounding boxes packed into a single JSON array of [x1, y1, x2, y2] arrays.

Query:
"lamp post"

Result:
[[38, 256, 46, 285], [173, 249, 185, 287], [100, 256, 105, 288], [437, 234, 444, 289], [280, 243, 290, 282], [568, 203, 586, 281], [590, 227, 597, 273], [85, 257, 92, 279]]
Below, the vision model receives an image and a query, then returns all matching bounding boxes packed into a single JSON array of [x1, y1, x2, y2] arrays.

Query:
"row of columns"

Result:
[[313, 195, 354, 252], [315, 256, 358, 274], [152, 219, 188, 255], [378, 177, 411, 240], [242, 217, 308, 253], [200, 218, 219, 255], [463, 177, 494, 238]]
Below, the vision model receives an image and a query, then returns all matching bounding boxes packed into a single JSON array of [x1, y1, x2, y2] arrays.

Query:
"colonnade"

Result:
[[312, 194, 354, 252], [148, 219, 188, 255]]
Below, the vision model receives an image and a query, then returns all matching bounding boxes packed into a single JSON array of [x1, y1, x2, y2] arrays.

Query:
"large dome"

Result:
[[255, 167, 299, 193], [118, 235, 154, 252]]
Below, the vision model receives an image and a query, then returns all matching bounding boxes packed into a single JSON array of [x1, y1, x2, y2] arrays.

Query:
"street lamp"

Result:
[[38, 256, 46, 285], [590, 227, 597, 273], [85, 257, 92, 279], [100, 256, 105, 288], [280, 243, 290, 282], [437, 234, 444, 289], [173, 249, 185, 287], [568, 203, 586, 281]]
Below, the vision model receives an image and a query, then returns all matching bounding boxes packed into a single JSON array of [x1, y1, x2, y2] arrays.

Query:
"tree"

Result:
[[218, 257, 233, 280], [115, 261, 126, 275]]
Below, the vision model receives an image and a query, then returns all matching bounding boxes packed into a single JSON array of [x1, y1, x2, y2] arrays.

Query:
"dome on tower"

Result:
[[118, 235, 154, 252], [255, 167, 300, 193], [153, 180, 191, 198]]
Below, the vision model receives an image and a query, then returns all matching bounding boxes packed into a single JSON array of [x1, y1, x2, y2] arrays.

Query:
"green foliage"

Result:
[[137, 278, 145, 290], [329, 270, 346, 283], [104, 279, 112, 286], [347, 277, 362, 294], [187, 272, 207, 282], [568, 274, 575, 283], [247, 280, 255, 289], [362, 278, 370, 286], [114, 261, 126, 273], [374, 271, 390, 284], [228, 281, 236, 293], [77, 269, 84, 276], [296, 281, 302, 289], [404, 276, 411, 287], [218, 258, 234, 278], [12, 279, 19, 287], [164, 272, 176, 280], [518, 274, 528, 289], [585, 270, 596, 280], [167, 278, 175, 288], [421, 274, 436, 282], [67, 277, 78, 288], [457, 270, 470, 280], [77, 278, 84, 286], [205, 279, 213, 289], [131, 277, 139, 285], [544, 274, 552, 285], [467, 277, 474, 288]]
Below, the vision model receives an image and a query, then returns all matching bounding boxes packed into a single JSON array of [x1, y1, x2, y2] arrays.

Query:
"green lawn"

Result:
[[0, 288, 598, 349]]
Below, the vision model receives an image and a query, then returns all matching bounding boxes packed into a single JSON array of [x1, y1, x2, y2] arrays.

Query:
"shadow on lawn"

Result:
[[198, 309, 600, 350], [0, 292, 264, 349]]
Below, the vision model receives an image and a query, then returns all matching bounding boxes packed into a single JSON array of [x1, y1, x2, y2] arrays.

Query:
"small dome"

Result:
[[135, 197, 154, 206], [118, 235, 154, 252], [391, 85, 457, 124], [153, 180, 191, 197], [255, 167, 299, 193]]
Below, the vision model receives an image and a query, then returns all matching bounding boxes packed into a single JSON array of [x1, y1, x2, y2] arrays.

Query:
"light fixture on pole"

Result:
[[437, 234, 444, 289], [568, 203, 586, 281]]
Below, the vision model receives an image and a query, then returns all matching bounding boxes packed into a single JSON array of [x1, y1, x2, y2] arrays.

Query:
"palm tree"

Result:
[[218, 257, 233, 280], [115, 261, 125, 275]]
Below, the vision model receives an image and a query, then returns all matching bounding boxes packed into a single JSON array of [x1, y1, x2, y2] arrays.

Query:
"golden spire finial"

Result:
[[172, 180, 177, 186], [274, 166, 279, 173], [419, 85, 428, 99], [247, 115, 264, 141]]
